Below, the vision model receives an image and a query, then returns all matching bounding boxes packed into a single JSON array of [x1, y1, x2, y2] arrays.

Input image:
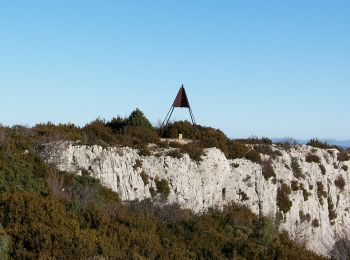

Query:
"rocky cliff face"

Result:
[[40, 142, 350, 256]]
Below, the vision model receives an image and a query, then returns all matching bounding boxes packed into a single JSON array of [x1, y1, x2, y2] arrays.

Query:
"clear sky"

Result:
[[0, 1, 349, 139]]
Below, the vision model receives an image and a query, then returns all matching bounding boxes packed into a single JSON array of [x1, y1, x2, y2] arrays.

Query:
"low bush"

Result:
[[338, 151, 350, 162], [291, 180, 299, 191], [328, 197, 337, 225], [137, 144, 151, 156], [300, 183, 310, 201], [251, 216, 279, 246], [179, 143, 204, 161], [317, 182, 327, 205], [199, 127, 229, 156], [319, 164, 326, 175], [232, 163, 240, 168], [238, 189, 249, 202], [166, 149, 183, 159], [140, 171, 150, 185], [123, 125, 160, 145], [299, 210, 311, 223], [275, 138, 298, 151], [0, 147, 48, 195], [253, 144, 282, 159], [236, 137, 272, 145], [307, 138, 332, 149], [341, 165, 348, 171], [155, 178, 171, 199], [245, 150, 262, 164], [261, 159, 276, 181], [306, 153, 321, 164], [256, 144, 277, 156], [277, 183, 292, 214], [149, 187, 157, 198], [334, 175, 346, 191], [133, 159, 143, 170], [291, 158, 304, 179], [161, 121, 197, 140], [227, 141, 249, 159], [312, 219, 320, 228], [329, 237, 350, 260]]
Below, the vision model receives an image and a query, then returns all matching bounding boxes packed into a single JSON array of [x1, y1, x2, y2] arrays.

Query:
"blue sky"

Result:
[[0, 1, 349, 139]]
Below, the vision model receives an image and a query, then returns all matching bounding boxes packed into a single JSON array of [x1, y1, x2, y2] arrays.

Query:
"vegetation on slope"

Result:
[[0, 114, 327, 259]]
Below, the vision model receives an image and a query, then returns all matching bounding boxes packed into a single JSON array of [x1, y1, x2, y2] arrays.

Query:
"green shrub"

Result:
[[319, 164, 326, 175], [317, 182, 327, 205], [277, 183, 292, 213], [312, 219, 320, 228], [149, 187, 156, 198], [251, 216, 279, 246], [306, 153, 321, 164], [161, 121, 197, 139], [338, 151, 350, 162], [307, 138, 332, 149], [199, 128, 229, 156], [232, 163, 240, 168], [291, 158, 304, 179], [275, 138, 298, 151], [179, 143, 204, 161], [227, 141, 249, 159], [254, 145, 282, 159], [261, 159, 276, 181], [0, 149, 48, 195], [299, 183, 310, 201], [0, 224, 11, 259], [137, 144, 151, 156], [334, 175, 346, 191], [126, 108, 153, 128], [291, 180, 299, 191], [299, 211, 311, 223], [140, 171, 149, 185], [34, 122, 82, 142], [155, 178, 170, 199], [106, 116, 126, 132], [133, 159, 143, 170], [83, 119, 118, 146], [166, 149, 183, 159], [123, 126, 160, 145], [238, 189, 249, 202], [236, 137, 272, 145], [328, 197, 337, 225], [245, 150, 262, 164]]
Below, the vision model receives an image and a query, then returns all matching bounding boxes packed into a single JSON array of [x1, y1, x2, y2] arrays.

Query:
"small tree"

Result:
[[127, 108, 153, 128]]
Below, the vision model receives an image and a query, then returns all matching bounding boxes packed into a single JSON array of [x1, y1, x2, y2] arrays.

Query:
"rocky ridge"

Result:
[[40, 141, 350, 256]]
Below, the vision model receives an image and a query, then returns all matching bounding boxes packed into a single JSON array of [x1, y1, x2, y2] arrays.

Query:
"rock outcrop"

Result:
[[40, 142, 350, 256]]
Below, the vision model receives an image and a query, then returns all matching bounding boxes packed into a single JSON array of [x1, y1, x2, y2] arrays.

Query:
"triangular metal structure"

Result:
[[173, 87, 190, 108], [160, 85, 197, 131]]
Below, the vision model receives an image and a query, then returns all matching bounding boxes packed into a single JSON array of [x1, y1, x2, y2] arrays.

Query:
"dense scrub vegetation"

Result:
[[0, 113, 326, 259]]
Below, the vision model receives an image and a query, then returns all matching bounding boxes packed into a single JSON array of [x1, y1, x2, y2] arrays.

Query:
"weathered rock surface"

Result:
[[40, 142, 350, 256]]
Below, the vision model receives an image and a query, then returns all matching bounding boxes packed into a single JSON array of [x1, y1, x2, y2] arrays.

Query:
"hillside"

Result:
[[0, 109, 348, 259], [41, 141, 350, 257]]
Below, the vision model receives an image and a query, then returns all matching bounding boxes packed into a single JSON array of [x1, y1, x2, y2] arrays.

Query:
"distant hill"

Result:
[[272, 138, 350, 148]]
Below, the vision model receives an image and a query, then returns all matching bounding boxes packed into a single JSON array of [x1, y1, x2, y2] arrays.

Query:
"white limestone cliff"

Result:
[[40, 142, 350, 256]]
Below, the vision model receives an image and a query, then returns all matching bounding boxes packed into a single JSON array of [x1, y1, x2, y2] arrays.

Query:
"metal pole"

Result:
[[160, 106, 174, 136]]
